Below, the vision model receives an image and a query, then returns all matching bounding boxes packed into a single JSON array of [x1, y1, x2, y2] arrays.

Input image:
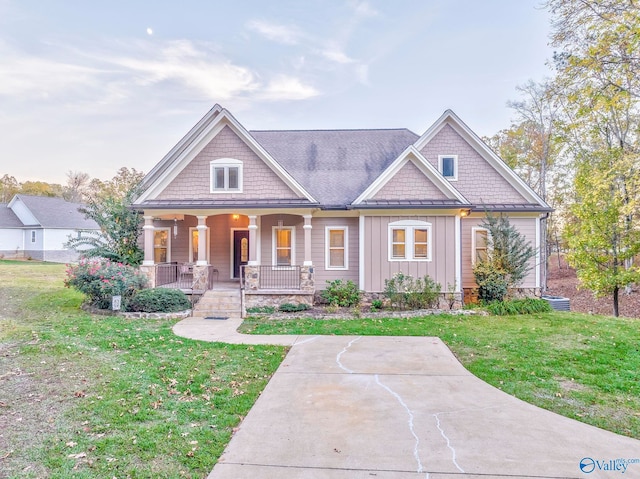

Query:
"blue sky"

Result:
[[0, 0, 553, 184]]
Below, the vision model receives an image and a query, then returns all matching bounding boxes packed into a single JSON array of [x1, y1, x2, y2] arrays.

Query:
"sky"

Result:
[[0, 0, 554, 184]]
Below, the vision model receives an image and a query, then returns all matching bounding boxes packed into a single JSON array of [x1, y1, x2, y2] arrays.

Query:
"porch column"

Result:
[[196, 215, 208, 266], [303, 214, 312, 266], [248, 215, 258, 265], [142, 215, 155, 266]]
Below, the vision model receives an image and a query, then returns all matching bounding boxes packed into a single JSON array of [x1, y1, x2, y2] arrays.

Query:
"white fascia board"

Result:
[[414, 110, 550, 208], [136, 107, 317, 204], [352, 146, 469, 205]]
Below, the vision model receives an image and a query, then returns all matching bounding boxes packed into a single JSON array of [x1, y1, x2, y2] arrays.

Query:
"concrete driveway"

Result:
[[173, 318, 640, 479]]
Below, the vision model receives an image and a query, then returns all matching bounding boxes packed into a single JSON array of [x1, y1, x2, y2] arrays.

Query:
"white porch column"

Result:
[[196, 215, 208, 266], [142, 215, 155, 266], [248, 215, 258, 265], [303, 214, 312, 266]]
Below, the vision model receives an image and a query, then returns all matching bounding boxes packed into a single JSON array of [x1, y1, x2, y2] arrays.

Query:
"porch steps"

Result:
[[192, 289, 242, 318]]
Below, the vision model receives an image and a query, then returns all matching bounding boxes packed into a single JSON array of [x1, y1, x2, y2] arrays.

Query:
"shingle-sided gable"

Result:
[[156, 126, 303, 201], [371, 159, 449, 201], [419, 124, 528, 204]]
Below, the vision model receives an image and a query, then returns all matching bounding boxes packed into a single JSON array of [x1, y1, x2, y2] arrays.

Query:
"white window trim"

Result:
[[210, 158, 243, 193], [325, 226, 348, 270], [188, 227, 210, 263], [153, 227, 171, 263], [272, 226, 296, 268], [438, 154, 458, 181], [388, 220, 432, 262], [471, 227, 489, 265]]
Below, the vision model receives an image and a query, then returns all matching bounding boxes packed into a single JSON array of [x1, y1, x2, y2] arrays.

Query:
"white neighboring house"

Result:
[[0, 194, 100, 263]]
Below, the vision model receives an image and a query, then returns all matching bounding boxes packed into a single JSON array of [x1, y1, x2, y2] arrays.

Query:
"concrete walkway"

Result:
[[173, 317, 640, 479]]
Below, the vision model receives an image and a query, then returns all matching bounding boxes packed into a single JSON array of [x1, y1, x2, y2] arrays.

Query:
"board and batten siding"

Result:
[[310, 217, 359, 289], [363, 215, 456, 292], [461, 216, 538, 290]]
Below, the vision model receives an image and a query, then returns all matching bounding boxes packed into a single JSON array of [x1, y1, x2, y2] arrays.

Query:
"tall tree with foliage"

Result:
[[546, 0, 640, 316], [66, 168, 145, 266], [473, 213, 537, 303]]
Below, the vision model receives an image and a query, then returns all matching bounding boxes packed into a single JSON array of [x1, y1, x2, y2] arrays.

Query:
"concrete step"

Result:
[[192, 289, 242, 317]]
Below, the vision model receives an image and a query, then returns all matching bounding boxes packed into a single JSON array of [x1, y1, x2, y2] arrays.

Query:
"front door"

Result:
[[233, 230, 249, 279]]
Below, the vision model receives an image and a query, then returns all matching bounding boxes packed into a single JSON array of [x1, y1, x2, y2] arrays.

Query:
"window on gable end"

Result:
[[438, 155, 458, 181], [210, 158, 243, 193]]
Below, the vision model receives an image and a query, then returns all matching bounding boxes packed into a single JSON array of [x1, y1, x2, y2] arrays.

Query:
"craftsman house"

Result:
[[132, 104, 550, 313]]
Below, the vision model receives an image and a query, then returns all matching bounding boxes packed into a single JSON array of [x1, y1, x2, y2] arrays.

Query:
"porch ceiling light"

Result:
[[460, 209, 471, 217], [173, 218, 178, 238], [232, 214, 240, 221]]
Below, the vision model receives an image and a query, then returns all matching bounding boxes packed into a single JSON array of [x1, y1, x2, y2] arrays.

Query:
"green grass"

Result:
[[239, 312, 640, 439], [0, 261, 286, 478]]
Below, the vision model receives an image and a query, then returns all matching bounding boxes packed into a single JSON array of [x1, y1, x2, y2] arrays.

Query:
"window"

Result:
[[472, 227, 489, 264], [438, 155, 458, 181], [189, 227, 210, 263], [273, 226, 295, 266], [30, 230, 36, 243], [154, 229, 170, 263], [210, 158, 243, 193], [388, 220, 432, 261], [326, 227, 348, 270]]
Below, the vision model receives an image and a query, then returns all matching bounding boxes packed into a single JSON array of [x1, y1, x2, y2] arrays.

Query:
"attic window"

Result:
[[210, 158, 243, 193], [438, 155, 458, 181]]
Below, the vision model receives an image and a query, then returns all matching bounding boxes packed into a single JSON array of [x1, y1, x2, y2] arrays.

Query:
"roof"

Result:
[[250, 129, 420, 205], [8, 195, 100, 229], [0, 204, 23, 227]]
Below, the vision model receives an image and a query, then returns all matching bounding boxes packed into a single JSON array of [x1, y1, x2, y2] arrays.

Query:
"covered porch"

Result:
[[138, 210, 316, 308]]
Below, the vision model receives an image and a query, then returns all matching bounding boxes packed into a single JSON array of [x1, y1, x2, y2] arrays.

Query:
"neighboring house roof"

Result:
[[6, 195, 100, 229], [250, 129, 419, 206], [0, 204, 23, 227]]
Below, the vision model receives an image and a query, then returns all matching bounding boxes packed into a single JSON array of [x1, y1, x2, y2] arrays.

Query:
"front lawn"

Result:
[[0, 261, 285, 478], [240, 312, 640, 439]]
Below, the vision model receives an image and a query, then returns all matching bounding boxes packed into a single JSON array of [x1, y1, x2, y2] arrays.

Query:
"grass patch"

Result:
[[240, 312, 640, 439], [0, 262, 285, 478]]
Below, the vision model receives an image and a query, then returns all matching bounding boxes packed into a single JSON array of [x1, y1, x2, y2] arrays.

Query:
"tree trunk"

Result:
[[612, 286, 619, 317]]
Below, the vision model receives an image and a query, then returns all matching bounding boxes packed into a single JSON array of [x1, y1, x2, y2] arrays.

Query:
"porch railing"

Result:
[[156, 263, 217, 291], [241, 265, 301, 290]]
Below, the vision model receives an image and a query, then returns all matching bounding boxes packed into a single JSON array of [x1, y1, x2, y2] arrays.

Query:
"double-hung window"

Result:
[[210, 158, 243, 193], [153, 229, 170, 263], [388, 220, 432, 261], [472, 227, 489, 264], [273, 226, 295, 267], [438, 155, 458, 181], [326, 227, 348, 270]]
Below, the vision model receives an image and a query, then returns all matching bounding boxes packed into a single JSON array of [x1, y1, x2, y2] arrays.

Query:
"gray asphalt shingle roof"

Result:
[[0, 204, 23, 227], [12, 195, 100, 229], [250, 129, 420, 205]]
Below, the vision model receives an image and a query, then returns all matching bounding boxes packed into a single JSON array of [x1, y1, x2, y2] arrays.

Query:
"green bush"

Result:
[[486, 298, 553, 315], [321, 279, 362, 307], [278, 303, 310, 312], [370, 299, 384, 312], [473, 262, 508, 303], [384, 272, 441, 310], [129, 288, 191, 313], [65, 259, 147, 310]]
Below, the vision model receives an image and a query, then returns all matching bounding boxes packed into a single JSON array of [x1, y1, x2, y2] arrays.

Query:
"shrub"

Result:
[[486, 298, 553, 315], [321, 279, 362, 307], [65, 259, 147, 310], [129, 288, 191, 313], [473, 262, 508, 303], [384, 272, 441, 310], [370, 299, 384, 312], [279, 303, 310, 312]]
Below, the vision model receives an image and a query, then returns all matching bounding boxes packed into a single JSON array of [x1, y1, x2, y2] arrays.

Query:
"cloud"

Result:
[[321, 47, 354, 64], [349, 0, 379, 17], [246, 19, 302, 45], [259, 75, 319, 101]]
